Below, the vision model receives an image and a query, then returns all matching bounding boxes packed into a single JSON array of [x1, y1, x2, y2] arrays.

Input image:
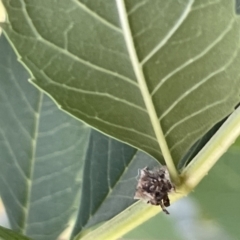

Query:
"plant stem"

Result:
[[78, 191, 184, 240]]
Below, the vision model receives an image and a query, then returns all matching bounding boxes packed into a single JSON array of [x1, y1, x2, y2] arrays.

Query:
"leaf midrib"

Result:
[[116, 0, 179, 182], [22, 92, 43, 234]]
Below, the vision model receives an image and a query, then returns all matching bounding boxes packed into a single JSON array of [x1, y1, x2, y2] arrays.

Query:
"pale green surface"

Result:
[[0, 226, 31, 240], [2, 0, 240, 165], [0, 35, 90, 240], [193, 137, 240, 239]]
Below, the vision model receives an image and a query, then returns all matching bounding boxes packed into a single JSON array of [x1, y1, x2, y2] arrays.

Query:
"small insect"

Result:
[[134, 166, 175, 214]]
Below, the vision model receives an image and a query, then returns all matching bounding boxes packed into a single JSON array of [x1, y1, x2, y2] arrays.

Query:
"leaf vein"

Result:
[[0, 129, 28, 180], [38, 123, 71, 137], [0, 87, 32, 139], [72, 0, 122, 33], [151, 18, 236, 96], [19, 0, 137, 87], [62, 102, 157, 142], [30, 187, 72, 206], [37, 137, 84, 162], [116, 0, 178, 181], [30, 64, 147, 113], [160, 43, 240, 121], [191, 0, 221, 11], [141, 0, 194, 65], [127, 0, 149, 16], [166, 96, 231, 139], [0, 175, 25, 211]]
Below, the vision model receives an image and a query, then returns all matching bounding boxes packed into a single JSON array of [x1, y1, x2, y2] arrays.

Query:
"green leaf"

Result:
[[192, 137, 240, 238], [2, 0, 240, 166], [0, 35, 90, 240], [0, 35, 160, 239], [72, 131, 159, 239], [0, 226, 32, 240]]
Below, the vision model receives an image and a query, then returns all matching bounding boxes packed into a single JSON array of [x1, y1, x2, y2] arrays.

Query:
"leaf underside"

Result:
[[2, 0, 240, 165]]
